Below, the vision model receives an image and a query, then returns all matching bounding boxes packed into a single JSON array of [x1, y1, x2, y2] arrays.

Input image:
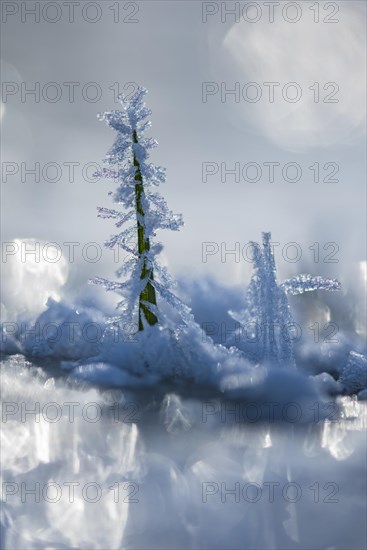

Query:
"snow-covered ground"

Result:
[[1, 245, 366, 549]]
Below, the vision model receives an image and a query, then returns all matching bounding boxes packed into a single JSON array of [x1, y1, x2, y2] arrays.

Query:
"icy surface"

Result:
[[1, 355, 366, 550]]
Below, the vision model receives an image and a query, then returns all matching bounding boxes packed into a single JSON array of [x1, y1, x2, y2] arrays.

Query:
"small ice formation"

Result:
[[229, 232, 341, 368], [339, 351, 367, 396]]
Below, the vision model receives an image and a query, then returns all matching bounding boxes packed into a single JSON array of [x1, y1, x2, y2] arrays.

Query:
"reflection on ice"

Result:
[[1, 356, 366, 549], [321, 396, 367, 461]]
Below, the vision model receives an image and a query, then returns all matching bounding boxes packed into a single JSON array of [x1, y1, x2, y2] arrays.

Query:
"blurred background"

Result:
[[1, 0, 366, 299]]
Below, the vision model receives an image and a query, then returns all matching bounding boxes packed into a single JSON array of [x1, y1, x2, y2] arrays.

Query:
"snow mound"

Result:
[[339, 351, 367, 395]]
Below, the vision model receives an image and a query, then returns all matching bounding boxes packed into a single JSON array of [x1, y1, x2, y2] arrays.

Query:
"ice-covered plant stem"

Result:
[[132, 129, 158, 329], [90, 87, 190, 331]]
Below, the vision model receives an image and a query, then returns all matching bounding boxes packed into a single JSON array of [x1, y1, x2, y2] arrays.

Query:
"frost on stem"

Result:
[[229, 232, 341, 368], [90, 86, 189, 331]]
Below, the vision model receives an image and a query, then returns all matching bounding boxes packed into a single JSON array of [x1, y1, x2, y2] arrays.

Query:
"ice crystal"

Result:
[[230, 232, 341, 368], [281, 274, 341, 295]]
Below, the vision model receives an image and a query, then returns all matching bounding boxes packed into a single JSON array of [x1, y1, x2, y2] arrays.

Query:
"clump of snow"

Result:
[[1, 298, 103, 360], [313, 372, 341, 396], [339, 351, 367, 395]]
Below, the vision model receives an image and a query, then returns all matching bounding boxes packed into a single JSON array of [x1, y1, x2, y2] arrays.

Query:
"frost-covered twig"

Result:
[[90, 87, 187, 330]]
